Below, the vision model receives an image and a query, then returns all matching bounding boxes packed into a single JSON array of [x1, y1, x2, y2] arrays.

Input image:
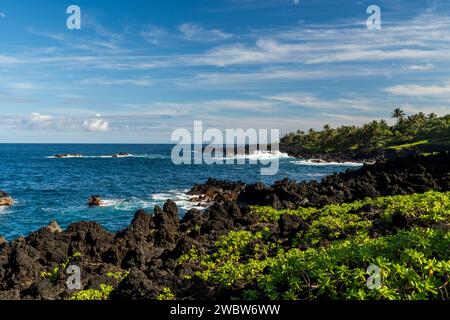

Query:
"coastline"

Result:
[[0, 151, 448, 300]]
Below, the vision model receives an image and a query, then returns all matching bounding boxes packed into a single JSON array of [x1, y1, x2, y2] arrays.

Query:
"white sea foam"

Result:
[[218, 150, 292, 161], [79, 190, 203, 213], [305, 173, 327, 177], [151, 189, 206, 211], [97, 197, 156, 211], [47, 154, 169, 160], [291, 159, 364, 167]]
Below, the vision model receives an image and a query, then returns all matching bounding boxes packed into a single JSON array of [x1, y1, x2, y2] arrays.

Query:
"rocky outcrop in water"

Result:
[[112, 152, 132, 158], [54, 154, 83, 159], [88, 196, 102, 207], [0, 191, 13, 207]]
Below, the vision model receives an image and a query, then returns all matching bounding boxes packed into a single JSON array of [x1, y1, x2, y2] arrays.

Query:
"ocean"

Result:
[[0, 144, 362, 240]]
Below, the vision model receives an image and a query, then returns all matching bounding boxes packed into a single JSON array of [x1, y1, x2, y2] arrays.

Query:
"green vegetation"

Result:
[[70, 269, 129, 300], [179, 191, 450, 300], [106, 270, 130, 282], [388, 139, 429, 150], [281, 110, 450, 154], [253, 229, 450, 300], [253, 191, 449, 246], [71, 284, 114, 301], [156, 287, 176, 300], [40, 251, 82, 284]]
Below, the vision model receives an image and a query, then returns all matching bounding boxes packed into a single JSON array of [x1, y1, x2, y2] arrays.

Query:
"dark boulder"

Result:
[[0, 190, 13, 207], [88, 195, 102, 207]]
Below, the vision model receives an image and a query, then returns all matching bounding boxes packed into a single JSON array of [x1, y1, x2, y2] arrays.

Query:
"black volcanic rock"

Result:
[[0, 152, 448, 300], [237, 152, 450, 209], [88, 195, 102, 207]]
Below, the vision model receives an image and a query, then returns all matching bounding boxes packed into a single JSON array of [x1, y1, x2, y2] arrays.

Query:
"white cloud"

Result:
[[404, 63, 434, 71], [178, 23, 233, 42], [401, 104, 450, 116], [320, 113, 382, 125], [10, 82, 39, 90], [188, 43, 276, 66], [9, 113, 78, 131], [385, 83, 450, 96], [0, 12, 6, 19], [30, 112, 53, 122], [265, 92, 380, 113], [83, 118, 110, 132], [201, 99, 276, 111], [2, 113, 112, 132], [141, 24, 167, 45], [79, 77, 152, 87], [182, 13, 450, 67], [266, 93, 337, 109], [0, 55, 21, 65], [29, 16, 123, 52]]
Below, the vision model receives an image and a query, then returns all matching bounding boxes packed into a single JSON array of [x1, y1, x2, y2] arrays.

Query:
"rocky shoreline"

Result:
[[0, 152, 449, 300]]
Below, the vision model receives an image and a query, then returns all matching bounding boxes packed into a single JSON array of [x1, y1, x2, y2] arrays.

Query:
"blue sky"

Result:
[[0, 0, 449, 142]]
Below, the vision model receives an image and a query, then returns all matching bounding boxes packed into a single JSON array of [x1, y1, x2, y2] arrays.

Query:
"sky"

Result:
[[0, 0, 449, 143]]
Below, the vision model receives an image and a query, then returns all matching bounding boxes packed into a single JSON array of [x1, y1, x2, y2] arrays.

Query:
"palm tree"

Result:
[[391, 108, 406, 123]]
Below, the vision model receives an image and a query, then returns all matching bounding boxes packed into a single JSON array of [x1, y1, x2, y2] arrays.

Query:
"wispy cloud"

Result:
[[178, 23, 233, 42], [183, 13, 450, 66], [404, 63, 434, 71], [266, 92, 376, 112], [28, 15, 124, 52], [385, 83, 450, 96], [79, 77, 152, 87], [140, 24, 168, 45], [10, 82, 40, 90], [0, 55, 22, 65]]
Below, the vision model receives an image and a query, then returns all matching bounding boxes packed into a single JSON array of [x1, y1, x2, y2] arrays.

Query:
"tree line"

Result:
[[281, 109, 450, 153]]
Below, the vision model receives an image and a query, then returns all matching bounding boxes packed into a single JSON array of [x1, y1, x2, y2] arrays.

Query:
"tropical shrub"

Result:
[[180, 191, 450, 300]]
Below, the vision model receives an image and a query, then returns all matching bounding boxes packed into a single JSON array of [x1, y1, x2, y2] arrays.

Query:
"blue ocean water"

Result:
[[0, 144, 362, 240]]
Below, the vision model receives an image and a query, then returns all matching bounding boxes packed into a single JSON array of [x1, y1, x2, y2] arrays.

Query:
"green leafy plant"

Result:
[[106, 270, 130, 282], [40, 251, 83, 284], [156, 287, 175, 300], [71, 284, 114, 301], [180, 191, 450, 300]]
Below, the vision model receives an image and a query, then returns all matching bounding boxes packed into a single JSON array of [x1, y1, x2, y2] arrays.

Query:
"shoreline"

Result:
[[0, 152, 448, 300]]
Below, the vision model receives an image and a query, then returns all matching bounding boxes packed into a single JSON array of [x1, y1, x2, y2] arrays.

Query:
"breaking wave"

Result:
[[291, 160, 364, 167]]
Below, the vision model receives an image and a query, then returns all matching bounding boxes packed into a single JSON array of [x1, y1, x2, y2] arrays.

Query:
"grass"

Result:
[[388, 139, 429, 151]]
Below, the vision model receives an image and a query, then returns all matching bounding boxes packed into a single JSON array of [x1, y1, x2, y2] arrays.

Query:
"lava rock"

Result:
[[0, 191, 13, 207], [88, 195, 102, 207]]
